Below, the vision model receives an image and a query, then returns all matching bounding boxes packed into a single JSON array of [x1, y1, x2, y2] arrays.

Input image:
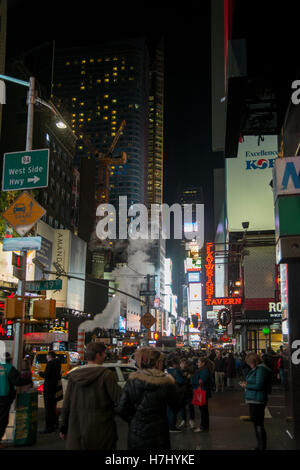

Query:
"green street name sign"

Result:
[[25, 279, 62, 291], [2, 148, 49, 191]]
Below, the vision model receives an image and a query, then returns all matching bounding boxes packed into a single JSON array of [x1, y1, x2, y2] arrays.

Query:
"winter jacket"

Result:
[[244, 363, 272, 404], [60, 364, 122, 450], [192, 367, 212, 398], [117, 368, 184, 450], [39, 358, 61, 398], [0, 362, 32, 403], [224, 355, 236, 378], [214, 357, 225, 372]]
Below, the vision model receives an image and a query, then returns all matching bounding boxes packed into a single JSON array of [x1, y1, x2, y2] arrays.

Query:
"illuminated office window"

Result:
[[113, 67, 118, 71], [90, 58, 94, 63], [105, 79, 109, 82], [104, 94, 109, 99], [80, 102, 84, 106], [97, 58, 102, 62], [65, 61, 71, 66], [82, 59, 86, 64], [80, 86, 85, 90]]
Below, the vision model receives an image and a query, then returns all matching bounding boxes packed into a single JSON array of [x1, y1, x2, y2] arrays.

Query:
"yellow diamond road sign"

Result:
[[2, 191, 46, 236], [141, 312, 156, 329]]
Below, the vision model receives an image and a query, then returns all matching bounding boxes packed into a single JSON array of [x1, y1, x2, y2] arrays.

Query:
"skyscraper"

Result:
[[53, 37, 150, 208], [147, 38, 164, 207]]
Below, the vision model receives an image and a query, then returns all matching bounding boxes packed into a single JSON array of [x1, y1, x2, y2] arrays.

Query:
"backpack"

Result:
[[0, 363, 12, 397]]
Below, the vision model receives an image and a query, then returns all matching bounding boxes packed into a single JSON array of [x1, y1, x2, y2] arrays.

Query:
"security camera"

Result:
[[242, 222, 249, 230]]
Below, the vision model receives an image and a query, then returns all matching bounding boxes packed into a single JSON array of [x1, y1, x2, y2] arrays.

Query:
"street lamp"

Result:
[[0, 73, 74, 368]]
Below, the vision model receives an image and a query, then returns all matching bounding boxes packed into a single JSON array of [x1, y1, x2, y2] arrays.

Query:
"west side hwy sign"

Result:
[[2, 148, 49, 191]]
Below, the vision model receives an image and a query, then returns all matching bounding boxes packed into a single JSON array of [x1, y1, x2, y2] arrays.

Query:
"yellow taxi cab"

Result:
[[32, 350, 81, 393]]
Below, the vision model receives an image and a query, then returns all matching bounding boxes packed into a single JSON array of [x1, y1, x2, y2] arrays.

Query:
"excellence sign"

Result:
[[204, 242, 242, 307]]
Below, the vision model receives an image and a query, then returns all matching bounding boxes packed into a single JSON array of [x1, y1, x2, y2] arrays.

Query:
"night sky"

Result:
[[6, 1, 223, 241]]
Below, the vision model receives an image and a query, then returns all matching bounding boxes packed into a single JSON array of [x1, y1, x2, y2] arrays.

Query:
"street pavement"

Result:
[[2, 383, 295, 451]]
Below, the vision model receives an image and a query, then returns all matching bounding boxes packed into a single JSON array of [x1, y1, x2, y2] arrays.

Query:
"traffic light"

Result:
[[154, 332, 159, 341], [4, 297, 24, 319], [33, 299, 56, 319], [12, 253, 26, 281]]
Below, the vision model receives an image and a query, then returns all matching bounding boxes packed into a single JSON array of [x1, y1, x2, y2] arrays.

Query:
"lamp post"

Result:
[[0, 74, 72, 369]]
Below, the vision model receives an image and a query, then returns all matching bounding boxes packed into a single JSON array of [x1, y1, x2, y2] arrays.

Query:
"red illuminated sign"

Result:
[[205, 243, 215, 301], [204, 242, 242, 307], [205, 297, 242, 306], [0, 320, 13, 339]]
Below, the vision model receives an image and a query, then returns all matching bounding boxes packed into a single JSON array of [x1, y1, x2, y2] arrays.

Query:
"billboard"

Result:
[[165, 259, 172, 286], [226, 135, 277, 231], [188, 272, 200, 283], [189, 283, 202, 301], [50, 230, 86, 311], [67, 232, 87, 311]]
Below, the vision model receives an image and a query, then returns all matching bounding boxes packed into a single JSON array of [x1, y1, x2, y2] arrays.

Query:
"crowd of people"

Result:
[[0, 343, 283, 450]]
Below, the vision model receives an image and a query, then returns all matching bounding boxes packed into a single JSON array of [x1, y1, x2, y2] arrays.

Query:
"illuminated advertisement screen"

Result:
[[185, 258, 201, 273], [188, 272, 200, 283], [226, 135, 277, 231], [189, 283, 202, 302], [189, 301, 202, 316], [184, 222, 198, 233]]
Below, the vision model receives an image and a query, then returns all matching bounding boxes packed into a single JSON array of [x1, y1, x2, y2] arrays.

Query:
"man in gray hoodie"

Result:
[[59, 342, 122, 450]]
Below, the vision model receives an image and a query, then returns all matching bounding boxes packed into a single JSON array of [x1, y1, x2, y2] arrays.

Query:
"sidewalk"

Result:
[[170, 385, 295, 450], [2, 385, 295, 451]]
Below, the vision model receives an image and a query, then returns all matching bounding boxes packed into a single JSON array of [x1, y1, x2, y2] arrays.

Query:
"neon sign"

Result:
[[205, 297, 242, 306], [0, 321, 14, 339], [205, 243, 215, 301], [204, 242, 242, 307]]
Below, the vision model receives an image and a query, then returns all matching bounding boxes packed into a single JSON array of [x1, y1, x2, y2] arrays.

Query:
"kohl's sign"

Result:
[[245, 149, 278, 171]]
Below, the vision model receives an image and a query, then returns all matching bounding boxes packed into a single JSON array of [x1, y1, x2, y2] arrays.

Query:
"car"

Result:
[[62, 362, 137, 393], [31, 350, 81, 393]]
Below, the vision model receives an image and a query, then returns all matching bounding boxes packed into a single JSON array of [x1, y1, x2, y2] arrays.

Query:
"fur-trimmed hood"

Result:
[[128, 368, 175, 386]]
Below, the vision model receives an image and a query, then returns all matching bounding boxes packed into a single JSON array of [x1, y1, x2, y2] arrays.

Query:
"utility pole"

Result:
[[13, 77, 35, 369]]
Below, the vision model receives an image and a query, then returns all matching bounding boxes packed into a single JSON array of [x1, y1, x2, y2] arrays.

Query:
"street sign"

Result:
[[25, 279, 62, 291], [2, 148, 49, 191], [139, 290, 156, 296], [2, 192, 46, 236], [141, 312, 156, 329], [2, 236, 42, 252]]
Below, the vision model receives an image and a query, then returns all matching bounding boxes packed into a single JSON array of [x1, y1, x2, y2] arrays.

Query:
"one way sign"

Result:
[[2, 148, 49, 191]]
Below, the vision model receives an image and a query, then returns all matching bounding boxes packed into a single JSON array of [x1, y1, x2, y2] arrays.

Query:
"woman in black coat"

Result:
[[117, 348, 184, 450]]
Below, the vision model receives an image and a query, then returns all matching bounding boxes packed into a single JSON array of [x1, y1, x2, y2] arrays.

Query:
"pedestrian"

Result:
[[0, 353, 32, 448], [225, 352, 236, 389], [240, 352, 272, 451], [214, 351, 225, 392], [235, 354, 243, 380], [166, 358, 183, 432], [277, 350, 284, 387], [117, 347, 184, 450], [177, 358, 195, 429], [39, 351, 63, 434], [60, 342, 122, 450], [192, 357, 212, 433], [18, 358, 33, 393]]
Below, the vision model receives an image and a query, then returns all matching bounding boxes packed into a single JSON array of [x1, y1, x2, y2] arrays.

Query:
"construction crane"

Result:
[[82, 120, 127, 203]]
